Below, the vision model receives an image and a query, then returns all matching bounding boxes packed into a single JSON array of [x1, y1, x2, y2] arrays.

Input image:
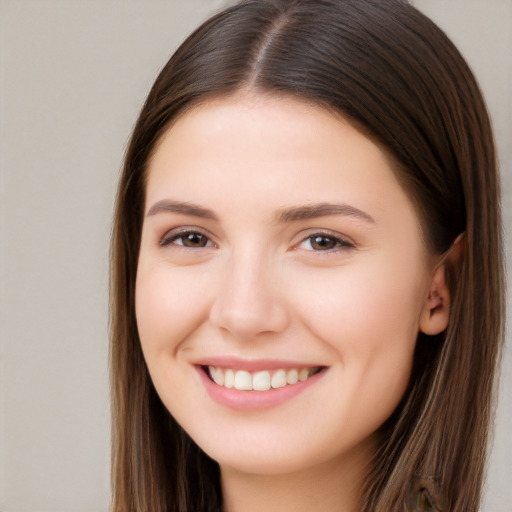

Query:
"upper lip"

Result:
[[193, 356, 325, 372]]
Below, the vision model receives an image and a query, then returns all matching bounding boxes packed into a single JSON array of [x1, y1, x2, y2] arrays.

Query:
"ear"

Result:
[[419, 263, 450, 335], [419, 235, 464, 336]]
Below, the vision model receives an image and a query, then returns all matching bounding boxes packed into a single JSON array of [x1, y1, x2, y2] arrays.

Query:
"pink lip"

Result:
[[194, 356, 323, 372], [195, 364, 327, 411]]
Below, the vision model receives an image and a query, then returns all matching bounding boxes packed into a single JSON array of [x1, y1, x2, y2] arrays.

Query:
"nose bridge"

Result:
[[209, 245, 289, 338]]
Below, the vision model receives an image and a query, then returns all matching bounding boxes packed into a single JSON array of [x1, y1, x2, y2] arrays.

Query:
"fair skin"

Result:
[[135, 94, 450, 512]]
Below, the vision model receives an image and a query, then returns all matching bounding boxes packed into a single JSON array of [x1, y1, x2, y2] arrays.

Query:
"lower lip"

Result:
[[196, 366, 326, 411]]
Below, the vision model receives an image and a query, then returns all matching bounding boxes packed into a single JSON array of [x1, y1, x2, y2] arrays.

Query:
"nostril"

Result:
[[209, 299, 291, 339]]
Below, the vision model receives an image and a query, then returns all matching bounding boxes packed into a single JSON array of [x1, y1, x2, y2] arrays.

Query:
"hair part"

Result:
[[110, 1, 504, 510]]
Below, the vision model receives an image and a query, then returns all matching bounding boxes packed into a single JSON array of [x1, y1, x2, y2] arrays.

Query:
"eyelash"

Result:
[[159, 228, 355, 253], [296, 232, 355, 252], [159, 229, 214, 249]]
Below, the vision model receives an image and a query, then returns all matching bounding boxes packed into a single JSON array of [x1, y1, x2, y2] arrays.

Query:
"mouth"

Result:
[[202, 365, 325, 391]]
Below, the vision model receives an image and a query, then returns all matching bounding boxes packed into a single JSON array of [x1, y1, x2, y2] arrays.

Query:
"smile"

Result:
[[206, 366, 323, 391]]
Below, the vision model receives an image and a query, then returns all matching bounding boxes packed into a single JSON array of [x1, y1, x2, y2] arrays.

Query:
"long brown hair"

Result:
[[110, 1, 504, 510]]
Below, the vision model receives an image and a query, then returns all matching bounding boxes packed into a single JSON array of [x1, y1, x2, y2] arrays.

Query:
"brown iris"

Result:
[[309, 235, 338, 250], [180, 232, 209, 248]]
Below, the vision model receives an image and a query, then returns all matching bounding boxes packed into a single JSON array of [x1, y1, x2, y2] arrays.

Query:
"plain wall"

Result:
[[0, 1, 510, 510]]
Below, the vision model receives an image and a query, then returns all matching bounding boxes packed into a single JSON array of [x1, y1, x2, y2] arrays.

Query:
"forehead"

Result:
[[148, 94, 391, 182], [144, 94, 420, 234]]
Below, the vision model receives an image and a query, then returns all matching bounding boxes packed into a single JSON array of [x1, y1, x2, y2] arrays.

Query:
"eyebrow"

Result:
[[146, 200, 218, 220], [146, 199, 375, 224], [276, 202, 376, 224]]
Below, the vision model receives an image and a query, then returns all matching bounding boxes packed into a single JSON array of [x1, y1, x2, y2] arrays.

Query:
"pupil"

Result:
[[185, 233, 205, 247], [312, 236, 335, 250]]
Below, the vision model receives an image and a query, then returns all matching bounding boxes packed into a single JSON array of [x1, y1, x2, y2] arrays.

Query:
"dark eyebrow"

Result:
[[276, 202, 375, 224], [146, 200, 218, 220]]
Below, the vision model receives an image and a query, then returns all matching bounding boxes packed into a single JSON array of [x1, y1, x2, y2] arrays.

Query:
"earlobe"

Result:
[[419, 234, 465, 336]]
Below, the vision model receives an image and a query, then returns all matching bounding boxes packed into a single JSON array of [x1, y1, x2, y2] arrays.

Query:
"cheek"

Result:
[[289, 256, 426, 414], [135, 263, 211, 356], [134, 263, 216, 422], [293, 255, 425, 343]]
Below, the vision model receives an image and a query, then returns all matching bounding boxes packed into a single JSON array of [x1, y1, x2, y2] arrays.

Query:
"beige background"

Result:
[[0, 1, 510, 510]]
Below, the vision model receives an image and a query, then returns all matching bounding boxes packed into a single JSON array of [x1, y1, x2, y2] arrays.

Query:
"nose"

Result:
[[209, 250, 290, 340]]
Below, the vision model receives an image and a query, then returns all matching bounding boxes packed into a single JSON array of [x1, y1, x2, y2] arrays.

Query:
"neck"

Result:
[[220, 452, 370, 512]]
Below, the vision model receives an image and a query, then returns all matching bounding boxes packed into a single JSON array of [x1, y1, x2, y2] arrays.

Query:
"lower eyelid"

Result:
[[298, 234, 355, 251], [157, 229, 354, 251], [159, 230, 213, 247]]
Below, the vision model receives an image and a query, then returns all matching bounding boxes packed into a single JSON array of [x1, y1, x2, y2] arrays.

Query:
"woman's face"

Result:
[[136, 94, 444, 478]]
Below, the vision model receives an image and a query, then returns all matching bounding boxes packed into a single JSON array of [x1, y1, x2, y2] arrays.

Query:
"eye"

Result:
[[298, 233, 355, 252], [160, 229, 214, 249]]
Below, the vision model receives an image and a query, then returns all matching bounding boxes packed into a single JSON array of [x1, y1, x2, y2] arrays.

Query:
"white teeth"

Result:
[[207, 366, 318, 391], [271, 369, 287, 389], [252, 371, 271, 391], [298, 368, 310, 382], [286, 368, 298, 385], [224, 369, 235, 388], [210, 366, 225, 386], [234, 370, 252, 391]]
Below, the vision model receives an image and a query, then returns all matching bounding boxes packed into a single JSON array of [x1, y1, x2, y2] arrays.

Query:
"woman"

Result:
[[110, 0, 504, 510]]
